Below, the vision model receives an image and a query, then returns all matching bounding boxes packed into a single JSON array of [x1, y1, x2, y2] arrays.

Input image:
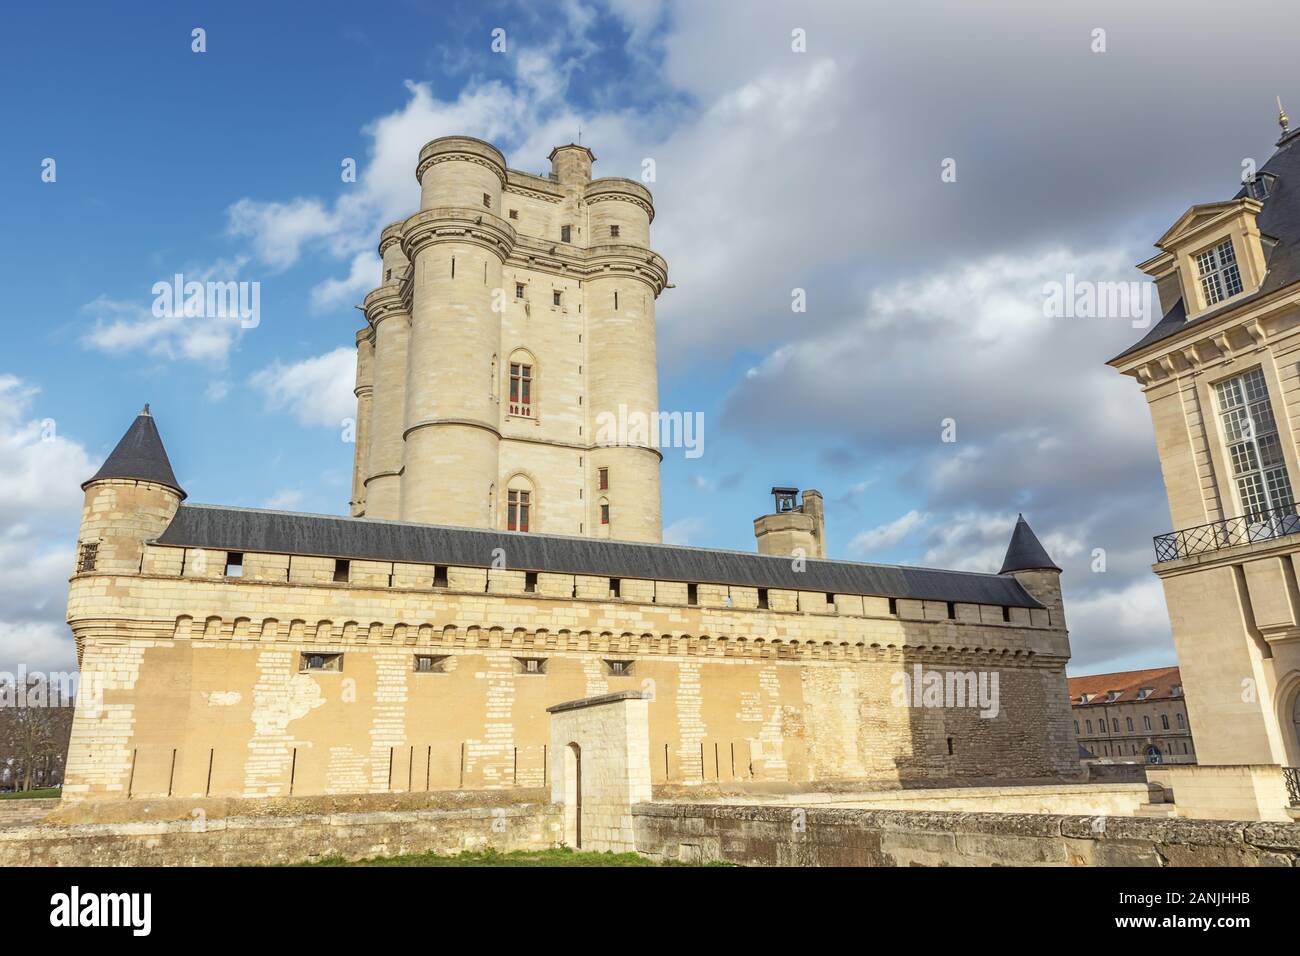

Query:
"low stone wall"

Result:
[[679, 782, 1163, 817], [1146, 764, 1295, 822], [633, 803, 1300, 866], [0, 801, 562, 866]]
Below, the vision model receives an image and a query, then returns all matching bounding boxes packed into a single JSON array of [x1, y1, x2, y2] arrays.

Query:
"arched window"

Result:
[[1176, 712, 1185, 728], [1126, 717, 1134, 732], [507, 475, 534, 532]]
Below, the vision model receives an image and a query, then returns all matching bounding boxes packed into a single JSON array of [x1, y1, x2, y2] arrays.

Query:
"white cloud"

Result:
[[0, 376, 95, 673], [226, 197, 342, 272], [80, 257, 254, 365], [848, 510, 928, 558], [311, 252, 381, 312], [263, 488, 305, 511], [249, 348, 356, 428], [664, 516, 707, 546]]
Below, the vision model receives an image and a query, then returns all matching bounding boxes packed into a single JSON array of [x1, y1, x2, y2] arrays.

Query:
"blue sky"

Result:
[[5, 0, 1300, 677]]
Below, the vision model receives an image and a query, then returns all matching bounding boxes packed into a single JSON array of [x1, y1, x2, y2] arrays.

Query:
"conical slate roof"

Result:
[[82, 405, 185, 498], [998, 514, 1059, 574]]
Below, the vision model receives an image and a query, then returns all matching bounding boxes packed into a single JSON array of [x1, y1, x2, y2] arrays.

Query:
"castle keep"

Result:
[[61, 138, 1078, 803]]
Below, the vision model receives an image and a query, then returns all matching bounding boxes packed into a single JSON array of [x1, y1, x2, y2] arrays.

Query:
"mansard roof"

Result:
[[155, 503, 1045, 608], [83, 406, 186, 498], [1111, 130, 1300, 363]]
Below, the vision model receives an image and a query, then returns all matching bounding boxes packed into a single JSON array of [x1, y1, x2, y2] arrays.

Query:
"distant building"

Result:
[[1069, 667, 1195, 765]]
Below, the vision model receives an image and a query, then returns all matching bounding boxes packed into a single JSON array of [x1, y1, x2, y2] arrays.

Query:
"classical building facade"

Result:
[[1108, 111, 1300, 819], [1069, 666, 1196, 765], [61, 138, 1079, 804]]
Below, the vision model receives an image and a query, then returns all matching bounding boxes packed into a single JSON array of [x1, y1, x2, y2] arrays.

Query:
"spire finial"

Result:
[[141, 403, 151, 417], [1278, 95, 1290, 135]]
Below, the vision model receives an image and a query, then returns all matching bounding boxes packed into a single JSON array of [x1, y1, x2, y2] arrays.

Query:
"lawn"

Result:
[[298, 847, 726, 867], [0, 788, 60, 800]]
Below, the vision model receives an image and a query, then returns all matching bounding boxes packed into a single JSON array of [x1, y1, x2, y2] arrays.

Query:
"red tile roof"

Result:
[[1067, 666, 1182, 706]]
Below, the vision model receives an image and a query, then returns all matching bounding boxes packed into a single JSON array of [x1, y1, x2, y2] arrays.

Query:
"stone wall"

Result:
[[632, 803, 1300, 866], [64, 548, 1076, 801], [0, 799, 561, 867]]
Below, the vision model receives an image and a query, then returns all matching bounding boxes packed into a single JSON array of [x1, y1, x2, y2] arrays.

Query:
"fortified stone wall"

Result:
[[63, 543, 1077, 801]]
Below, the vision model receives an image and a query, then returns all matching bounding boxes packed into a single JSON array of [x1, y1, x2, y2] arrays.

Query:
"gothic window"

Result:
[[1126, 717, 1134, 732], [1143, 715, 1152, 731], [508, 489, 531, 532], [509, 361, 533, 417], [1215, 368, 1295, 518], [600, 499, 610, 525], [1161, 713, 1170, 730], [1176, 712, 1185, 728], [1195, 237, 1244, 306]]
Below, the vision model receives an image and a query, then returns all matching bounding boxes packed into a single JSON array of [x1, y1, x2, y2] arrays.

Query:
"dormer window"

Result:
[[1195, 238, 1243, 306], [1246, 174, 1272, 201], [1106, 690, 1120, 702]]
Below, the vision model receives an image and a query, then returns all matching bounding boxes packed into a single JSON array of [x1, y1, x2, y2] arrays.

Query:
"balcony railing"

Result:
[[1153, 505, 1300, 562], [1286, 767, 1300, 808]]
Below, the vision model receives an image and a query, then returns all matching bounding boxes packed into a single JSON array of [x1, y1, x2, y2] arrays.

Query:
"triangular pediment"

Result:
[[1156, 200, 1256, 250]]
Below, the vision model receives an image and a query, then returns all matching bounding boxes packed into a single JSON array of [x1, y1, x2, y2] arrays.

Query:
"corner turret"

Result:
[[75, 405, 185, 575], [999, 514, 1064, 627]]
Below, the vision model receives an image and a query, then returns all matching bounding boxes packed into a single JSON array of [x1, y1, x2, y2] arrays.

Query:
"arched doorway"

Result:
[[564, 743, 582, 848]]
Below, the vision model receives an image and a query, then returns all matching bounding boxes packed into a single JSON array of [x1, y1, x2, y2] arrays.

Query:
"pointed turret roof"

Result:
[[999, 514, 1059, 574], [82, 404, 185, 498]]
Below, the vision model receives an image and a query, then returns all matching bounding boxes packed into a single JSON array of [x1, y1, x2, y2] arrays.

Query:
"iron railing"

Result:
[[1286, 767, 1300, 808], [1153, 505, 1300, 562]]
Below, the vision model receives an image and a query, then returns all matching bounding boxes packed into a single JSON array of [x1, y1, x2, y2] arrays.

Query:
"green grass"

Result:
[[0, 788, 60, 800], [298, 846, 727, 867]]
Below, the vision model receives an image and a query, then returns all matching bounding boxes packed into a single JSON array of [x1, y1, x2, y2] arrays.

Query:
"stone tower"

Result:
[[997, 513, 1065, 628], [75, 406, 185, 579], [350, 136, 668, 542]]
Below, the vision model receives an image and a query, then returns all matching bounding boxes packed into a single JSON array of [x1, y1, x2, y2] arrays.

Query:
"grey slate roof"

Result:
[[156, 503, 1045, 608], [83, 407, 186, 499], [998, 514, 1060, 574], [1111, 129, 1300, 363]]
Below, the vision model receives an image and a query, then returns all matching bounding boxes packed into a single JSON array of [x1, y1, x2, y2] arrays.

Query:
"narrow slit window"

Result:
[[433, 565, 449, 588], [888, 597, 898, 615], [688, 583, 699, 606], [609, 578, 621, 598], [225, 552, 244, 577], [525, 571, 538, 593], [333, 559, 350, 583], [757, 587, 769, 609], [946, 601, 956, 619]]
